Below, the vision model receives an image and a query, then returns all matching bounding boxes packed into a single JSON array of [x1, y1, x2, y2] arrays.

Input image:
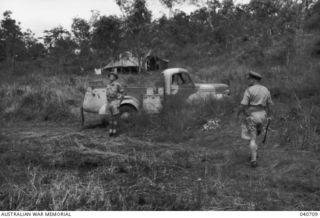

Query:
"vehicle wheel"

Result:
[[119, 105, 137, 121]]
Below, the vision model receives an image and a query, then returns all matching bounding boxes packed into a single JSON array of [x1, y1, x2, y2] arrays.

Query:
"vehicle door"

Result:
[[170, 72, 196, 100]]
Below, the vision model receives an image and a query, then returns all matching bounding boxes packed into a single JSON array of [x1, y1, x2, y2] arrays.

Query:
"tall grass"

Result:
[[124, 94, 236, 142], [0, 73, 87, 122]]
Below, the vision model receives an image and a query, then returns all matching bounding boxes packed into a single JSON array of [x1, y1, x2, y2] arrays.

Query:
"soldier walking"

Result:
[[237, 71, 273, 168], [106, 70, 124, 137]]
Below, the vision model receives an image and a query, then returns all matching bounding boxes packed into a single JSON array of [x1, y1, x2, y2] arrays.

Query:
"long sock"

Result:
[[109, 117, 114, 135], [114, 115, 119, 135], [249, 139, 258, 161], [113, 120, 118, 135]]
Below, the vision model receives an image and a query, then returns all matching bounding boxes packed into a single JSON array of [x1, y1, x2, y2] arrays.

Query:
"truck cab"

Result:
[[162, 68, 230, 102], [81, 68, 230, 124]]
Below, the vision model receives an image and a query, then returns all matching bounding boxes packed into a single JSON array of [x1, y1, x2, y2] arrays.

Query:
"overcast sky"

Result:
[[0, 0, 249, 38]]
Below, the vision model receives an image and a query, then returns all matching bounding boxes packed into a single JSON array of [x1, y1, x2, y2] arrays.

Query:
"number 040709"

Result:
[[300, 212, 318, 216]]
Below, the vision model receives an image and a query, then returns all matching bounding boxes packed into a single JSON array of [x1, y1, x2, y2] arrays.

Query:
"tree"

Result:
[[118, 0, 152, 73], [92, 15, 123, 60], [116, 0, 134, 15], [305, 0, 320, 31], [71, 18, 91, 55], [159, 0, 182, 17], [43, 26, 76, 73], [0, 12, 45, 64], [0, 11, 24, 64], [22, 29, 46, 60], [27, 41, 46, 60], [0, 32, 5, 61], [43, 26, 70, 49]]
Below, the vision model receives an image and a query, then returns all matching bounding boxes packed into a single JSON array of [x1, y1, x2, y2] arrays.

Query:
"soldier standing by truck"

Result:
[[106, 70, 124, 137], [237, 71, 273, 168]]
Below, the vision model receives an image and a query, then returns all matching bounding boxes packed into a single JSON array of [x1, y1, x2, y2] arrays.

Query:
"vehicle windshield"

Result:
[[172, 73, 193, 87]]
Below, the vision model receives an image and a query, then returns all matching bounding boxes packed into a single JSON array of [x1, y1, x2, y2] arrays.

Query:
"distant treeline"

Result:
[[0, 0, 319, 74]]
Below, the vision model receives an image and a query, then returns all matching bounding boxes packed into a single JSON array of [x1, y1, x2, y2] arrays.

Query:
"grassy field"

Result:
[[0, 117, 319, 210], [0, 52, 320, 210]]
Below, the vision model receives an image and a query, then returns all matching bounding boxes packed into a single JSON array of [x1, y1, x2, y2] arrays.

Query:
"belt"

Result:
[[249, 105, 265, 109], [246, 105, 265, 115]]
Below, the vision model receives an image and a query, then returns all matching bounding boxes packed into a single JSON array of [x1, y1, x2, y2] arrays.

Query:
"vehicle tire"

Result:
[[119, 105, 137, 121]]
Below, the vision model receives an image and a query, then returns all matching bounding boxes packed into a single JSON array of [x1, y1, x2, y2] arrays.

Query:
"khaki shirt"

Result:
[[241, 84, 273, 108], [106, 81, 124, 101]]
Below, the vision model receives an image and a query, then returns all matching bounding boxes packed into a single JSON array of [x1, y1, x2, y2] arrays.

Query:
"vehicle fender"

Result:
[[186, 91, 223, 104], [98, 96, 139, 115], [98, 103, 108, 115], [120, 96, 140, 111], [83, 87, 107, 113]]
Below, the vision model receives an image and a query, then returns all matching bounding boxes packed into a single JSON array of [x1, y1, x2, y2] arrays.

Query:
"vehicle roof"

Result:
[[161, 68, 189, 77]]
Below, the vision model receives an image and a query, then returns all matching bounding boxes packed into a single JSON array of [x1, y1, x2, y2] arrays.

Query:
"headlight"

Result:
[[223, 89, 231, 96]]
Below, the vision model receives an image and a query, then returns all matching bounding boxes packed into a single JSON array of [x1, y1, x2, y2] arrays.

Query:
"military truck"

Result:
[[81, 68, 230, 125]]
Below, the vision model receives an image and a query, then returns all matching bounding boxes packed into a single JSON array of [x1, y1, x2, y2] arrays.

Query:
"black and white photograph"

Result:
[[0, 0, 320, 214]]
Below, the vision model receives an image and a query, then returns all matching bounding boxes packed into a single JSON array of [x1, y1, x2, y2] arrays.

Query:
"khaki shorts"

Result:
[[241, 111, 267, 140], [106, 100, 121, 115]]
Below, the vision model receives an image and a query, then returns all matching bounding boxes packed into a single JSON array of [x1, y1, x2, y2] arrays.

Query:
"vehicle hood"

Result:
[[194, 83, 229, 92]]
